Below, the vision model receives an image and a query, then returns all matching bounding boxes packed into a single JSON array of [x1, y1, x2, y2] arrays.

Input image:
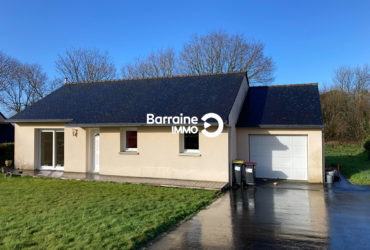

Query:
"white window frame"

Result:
[[180, 133, 200, 154], [38, 129, 64, 170], [121, 127, 138, 152]]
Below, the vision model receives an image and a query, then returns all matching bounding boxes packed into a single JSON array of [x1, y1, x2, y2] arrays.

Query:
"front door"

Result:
[[89, 129, 100, 173], [39, 130, 64, 170]]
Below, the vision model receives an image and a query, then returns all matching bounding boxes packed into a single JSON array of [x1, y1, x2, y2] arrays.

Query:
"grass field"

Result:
[[325, 143, 370, 185], [0, 176, 217, 249]]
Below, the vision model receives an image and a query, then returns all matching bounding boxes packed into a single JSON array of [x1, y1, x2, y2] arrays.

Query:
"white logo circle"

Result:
[[201, 113, 224, 138]]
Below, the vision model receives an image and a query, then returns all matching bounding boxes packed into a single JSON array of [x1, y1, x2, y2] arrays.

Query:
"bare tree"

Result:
[[120, 31, 274, 83], [122, 48, 176, 79], [0, 52, 48, 112], [56, 48, 117, 83], [179, 31, 275, 84], [23, 63, 48, 100], [0, 52, 12, 80], [333, 64, 370, 96], [321, 64, 370, 142]]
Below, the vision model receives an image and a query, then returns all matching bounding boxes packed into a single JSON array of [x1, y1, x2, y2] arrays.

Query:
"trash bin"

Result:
[[232, 160, 244, 186], [326, 170, 336, 184], [326, 174, 333, 184], [244, 162, 256, 185]]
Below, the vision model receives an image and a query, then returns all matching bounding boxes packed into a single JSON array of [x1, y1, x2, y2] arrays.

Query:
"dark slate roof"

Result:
[[237, 84, 323, 128], [0, 112, 12, 125], [0, 123, 14, 143], [0, 112, 14, 143], [10, 72, 246, 125], [0, 112, 7, 121]]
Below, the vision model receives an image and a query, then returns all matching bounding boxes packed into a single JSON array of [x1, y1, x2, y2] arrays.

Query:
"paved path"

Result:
[[148, 179, 370, 249], [21, 170, 227, 190]]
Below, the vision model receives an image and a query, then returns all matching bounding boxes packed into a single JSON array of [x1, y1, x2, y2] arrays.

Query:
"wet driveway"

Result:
[[148, 178, 370, 249]]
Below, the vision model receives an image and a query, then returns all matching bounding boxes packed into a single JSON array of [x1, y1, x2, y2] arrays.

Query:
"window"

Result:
[[39, 130, 64, 169], [181, 132, 199, 154], [121, 128, 137, 152]]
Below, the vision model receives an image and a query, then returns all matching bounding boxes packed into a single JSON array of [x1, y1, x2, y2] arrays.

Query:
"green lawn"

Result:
[[325, 143, 370, 185], [0, 176, 217, 249]]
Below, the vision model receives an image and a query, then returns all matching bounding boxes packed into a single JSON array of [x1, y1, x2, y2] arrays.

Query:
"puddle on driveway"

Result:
[[326, 177, 370, 249], [149, 180, 370, 249]]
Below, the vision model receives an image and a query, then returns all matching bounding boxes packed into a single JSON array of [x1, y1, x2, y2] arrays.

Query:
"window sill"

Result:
[[119, 151, 139, 155], [178, 152, 201, 157]]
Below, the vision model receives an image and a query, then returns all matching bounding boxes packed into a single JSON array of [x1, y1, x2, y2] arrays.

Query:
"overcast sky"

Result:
[[1, 0, 369, 87]]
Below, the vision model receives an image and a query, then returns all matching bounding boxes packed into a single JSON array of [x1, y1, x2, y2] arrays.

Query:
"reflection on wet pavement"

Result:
[[149, 179, 370, 249], [327, 176, 370, 249]]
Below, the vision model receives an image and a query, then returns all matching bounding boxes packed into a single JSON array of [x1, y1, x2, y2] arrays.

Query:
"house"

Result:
[[9, 72, 324, 184], [0, 112, 14, 143]]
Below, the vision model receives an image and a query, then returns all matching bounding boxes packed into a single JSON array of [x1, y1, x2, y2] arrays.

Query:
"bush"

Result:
[[0, 143, 14, 167], [364, 140, 370, 159]]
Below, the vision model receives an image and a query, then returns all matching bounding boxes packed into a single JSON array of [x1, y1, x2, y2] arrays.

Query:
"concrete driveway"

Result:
[[148, 178, 370, 249]]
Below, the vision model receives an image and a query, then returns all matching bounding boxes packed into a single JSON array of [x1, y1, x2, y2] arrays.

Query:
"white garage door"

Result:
[[250, 135, 308, 180]]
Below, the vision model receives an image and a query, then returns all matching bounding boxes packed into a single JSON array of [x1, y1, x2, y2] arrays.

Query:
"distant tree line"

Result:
[[121, 31, 275, 84], [0, 30, 275, 114], [1, 30, 369, 144], [320, 64, 370, 143]]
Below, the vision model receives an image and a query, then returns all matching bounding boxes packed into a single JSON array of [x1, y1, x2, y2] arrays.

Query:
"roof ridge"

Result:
[[66, 71, 247, 85], [251, 83, 318, 88]]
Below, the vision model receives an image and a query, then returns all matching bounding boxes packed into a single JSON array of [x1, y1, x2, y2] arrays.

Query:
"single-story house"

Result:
[[9, 72, 324, 184], [0, 112, 14, 143]]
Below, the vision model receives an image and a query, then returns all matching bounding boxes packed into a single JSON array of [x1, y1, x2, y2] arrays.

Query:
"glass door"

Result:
[[40, 131, 53, 167], [39, 130, 64, 170], [55, 131, 64, 167]]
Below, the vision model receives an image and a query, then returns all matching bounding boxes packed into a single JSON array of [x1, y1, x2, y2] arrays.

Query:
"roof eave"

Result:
[[66, 122, 225, 127], [8, 119, 73, 123], [237, 124, 325, 129]]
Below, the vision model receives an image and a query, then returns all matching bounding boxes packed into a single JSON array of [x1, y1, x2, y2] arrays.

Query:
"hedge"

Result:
[[0, 143, 14, 167]]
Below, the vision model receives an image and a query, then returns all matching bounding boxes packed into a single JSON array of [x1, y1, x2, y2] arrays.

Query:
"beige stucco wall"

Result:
[[236, 128, 324, 183], [14, 123, 88, 172], [14, 122, 323, 183], [98, 126, 229, 182], [64, 127, 88, 172], [14, 123, 229, 182], [227, 76, 249, 184]]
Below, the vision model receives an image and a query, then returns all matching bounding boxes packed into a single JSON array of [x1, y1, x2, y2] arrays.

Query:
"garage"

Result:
[[236, 84, 324, 183], [249, 135, 308, 180]]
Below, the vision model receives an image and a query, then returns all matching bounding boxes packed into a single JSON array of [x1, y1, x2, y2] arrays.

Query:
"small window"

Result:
[[121, 128, 137, 151], [126, 131, 137, 148], [181, 132, 199, 153]]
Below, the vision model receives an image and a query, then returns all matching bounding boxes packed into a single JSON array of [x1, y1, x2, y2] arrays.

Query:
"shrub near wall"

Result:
[[0, 143, 14, 166], [364, 139, 370, 159]]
